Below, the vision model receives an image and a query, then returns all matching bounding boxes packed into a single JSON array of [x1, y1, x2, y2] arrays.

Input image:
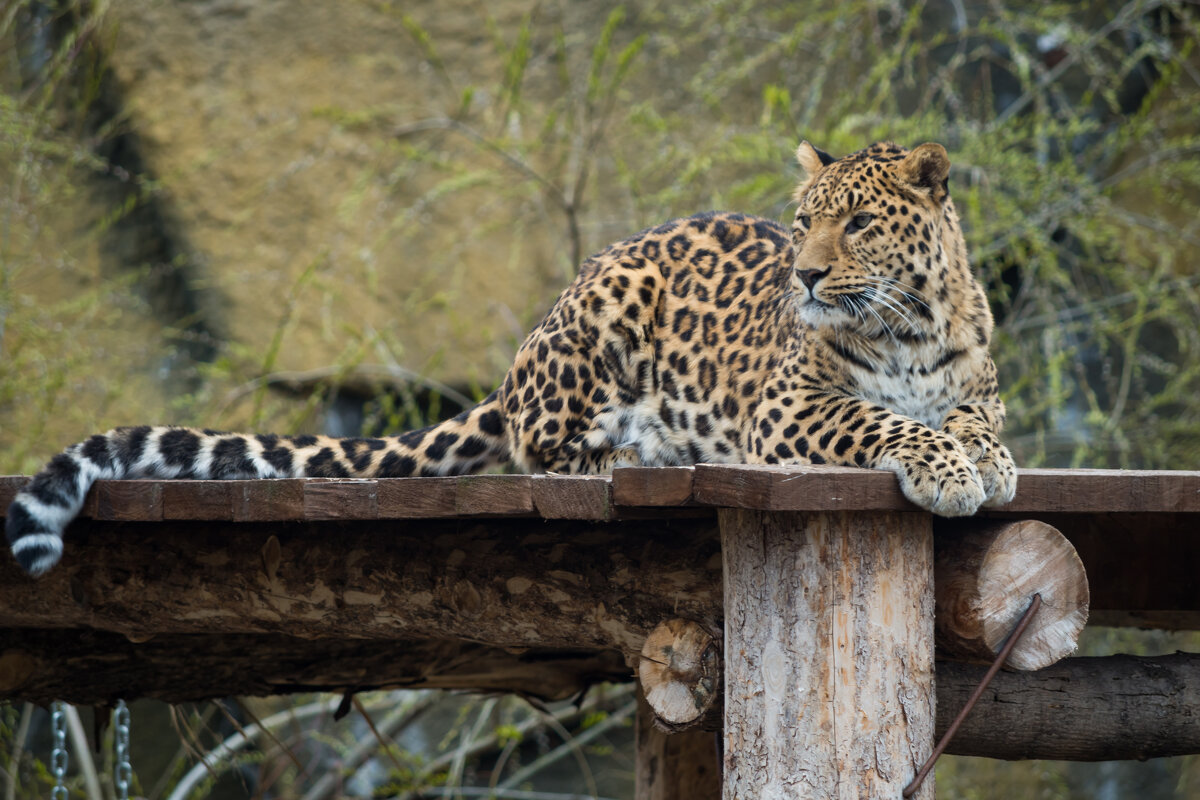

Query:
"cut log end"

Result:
[[936, 519, 1089, 671], [638, 618, 720, 732]]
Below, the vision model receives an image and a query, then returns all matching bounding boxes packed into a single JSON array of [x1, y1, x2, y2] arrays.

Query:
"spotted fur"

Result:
[[7, 141, 1016, 576]]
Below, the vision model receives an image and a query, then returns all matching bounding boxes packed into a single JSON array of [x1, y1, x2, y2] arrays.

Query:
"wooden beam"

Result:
[[690, 464, 1200, 514], [6, 629, 1199, 762], [934, 519, 1088, 670], [0, 518, 724, 651], [720, 509, 935, 798], [635, 689, 721, 800], [0, 628, 630, 705], [938, 654, 1200, 761]]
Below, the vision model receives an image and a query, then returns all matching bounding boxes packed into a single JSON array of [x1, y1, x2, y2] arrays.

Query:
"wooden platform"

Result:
[[2, 465, 1199, 796]]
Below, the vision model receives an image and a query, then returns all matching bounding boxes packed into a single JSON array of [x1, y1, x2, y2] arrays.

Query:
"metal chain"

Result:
[[114, 700, 131, 800], [50, 701, 69, 800]]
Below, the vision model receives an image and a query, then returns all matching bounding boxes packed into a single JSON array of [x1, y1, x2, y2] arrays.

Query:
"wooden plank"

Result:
[[694, 464, 914, 511], [233, 480, 307, 521], [1002, 469, 1200, 513], [93, 480, 164, 522], [454, 474, 534, 515], [612, 467, 695, 507], [162, 480, 234, 520], [721, 508, 935, 798], [304, 479, 379, 520], [695, 465, 1200, 514], [532, 475, 613, 519], [376, 478, 459, 517]]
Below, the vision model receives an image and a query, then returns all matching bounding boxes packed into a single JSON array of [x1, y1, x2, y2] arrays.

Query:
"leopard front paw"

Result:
[[879, 436, 986, 517], [944, 425, 1017, 507], [978, 443, 1017, 507]]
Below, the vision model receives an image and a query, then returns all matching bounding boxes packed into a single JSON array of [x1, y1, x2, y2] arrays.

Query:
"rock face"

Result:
[[4, 0, 653, 461], [104, 0, 569, 388]]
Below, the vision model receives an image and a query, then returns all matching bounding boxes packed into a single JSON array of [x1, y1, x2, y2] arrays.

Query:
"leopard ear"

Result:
[[794, 141, 835, 200], [897, 142, 950, 201], [795, 141, 836, 178]]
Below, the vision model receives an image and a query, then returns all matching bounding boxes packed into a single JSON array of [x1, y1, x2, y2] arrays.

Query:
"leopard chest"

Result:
[[843, 348, 968, 429]]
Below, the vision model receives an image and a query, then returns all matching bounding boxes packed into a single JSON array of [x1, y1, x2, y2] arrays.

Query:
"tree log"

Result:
[[638, 619, 720, 732], [635, 689, 720, 800], [937, 654, 1200, 760], [934, 519, 1089, 670], [0, 517, 724, 654], [721, 509, 935, 799]]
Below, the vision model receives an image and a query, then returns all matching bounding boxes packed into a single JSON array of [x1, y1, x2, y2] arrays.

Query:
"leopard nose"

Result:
[[797, 267, 831, 290]]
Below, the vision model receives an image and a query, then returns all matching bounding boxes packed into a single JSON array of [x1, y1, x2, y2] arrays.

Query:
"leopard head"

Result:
[[788, 141, 966, 341]]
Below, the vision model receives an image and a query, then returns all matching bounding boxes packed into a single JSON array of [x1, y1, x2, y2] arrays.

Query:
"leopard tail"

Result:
[[6, 390, 510, 577]]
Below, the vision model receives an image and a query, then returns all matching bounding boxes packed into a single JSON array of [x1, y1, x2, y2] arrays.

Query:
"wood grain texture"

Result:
[[636, 689, 721, 800], [613, 467, 696, 507], [638, 619, 721, 731], [720, 509, 935, 800], [937, 654, 1200, 760], [0, 517, 724, 653], [693, 465, 1200, 514], [532, 475, 613, 519], [934, 519, 1089, 670]]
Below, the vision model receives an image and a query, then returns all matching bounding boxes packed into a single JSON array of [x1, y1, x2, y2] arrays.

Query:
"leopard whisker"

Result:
[[868, 288, 922, 335]]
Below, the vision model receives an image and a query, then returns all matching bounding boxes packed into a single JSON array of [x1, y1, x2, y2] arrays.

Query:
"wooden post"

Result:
[[720, 510, 935, 799], [636, 689, 722, 800]]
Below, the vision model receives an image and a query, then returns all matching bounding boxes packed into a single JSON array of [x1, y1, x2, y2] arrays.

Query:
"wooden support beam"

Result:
[[0, 518, 724, 652], [638, 619, 721, 732], [938, 654, 1200, 761], [934, 519, 1089, 670], [720, 509, 935, 799], [635, 689, 721, 800], [6, 628, 1199, 762]]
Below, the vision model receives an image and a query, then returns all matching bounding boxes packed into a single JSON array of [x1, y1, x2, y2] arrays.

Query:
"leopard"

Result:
[[7, 141, 1017, 577]]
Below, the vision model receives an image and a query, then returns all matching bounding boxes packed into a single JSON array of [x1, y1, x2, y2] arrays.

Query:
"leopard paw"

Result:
[[944, 425, 1017, 507], [879, 435, 986, 517], [978, 443, 1017, 507]]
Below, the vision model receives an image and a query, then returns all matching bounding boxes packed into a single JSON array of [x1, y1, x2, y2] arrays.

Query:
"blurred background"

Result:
[[1, 0, 1199, 797]]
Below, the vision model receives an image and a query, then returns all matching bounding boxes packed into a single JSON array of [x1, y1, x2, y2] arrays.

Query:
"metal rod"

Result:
[[902, 593, 1043, 798]]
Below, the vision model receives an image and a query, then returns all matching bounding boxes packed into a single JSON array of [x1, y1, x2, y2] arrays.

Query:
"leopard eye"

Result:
[[846, 212, 874, 233], [797, 213, 811, 229]]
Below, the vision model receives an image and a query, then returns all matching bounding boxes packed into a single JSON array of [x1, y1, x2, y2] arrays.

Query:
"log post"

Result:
[[636, 688, 721, 800], [638, 618, 721, 732], [934, 519, 1088, 669], [720, 509, 935, 800]]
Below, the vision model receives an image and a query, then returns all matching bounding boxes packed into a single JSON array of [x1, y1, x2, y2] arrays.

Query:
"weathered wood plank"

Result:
[[93, 480, 164, 522], [304, 479, 379, 520], [454, 474, 535, 515], [613, 467, 696, 507], [694, 464, 915, 511], [233, 480, 308, 521], [693, 465, 1200, 514], [532, 475, 613, 519], [162, 480, 234, 521], [376, 478, 459, 517], [3, 467, 1200, 519]]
